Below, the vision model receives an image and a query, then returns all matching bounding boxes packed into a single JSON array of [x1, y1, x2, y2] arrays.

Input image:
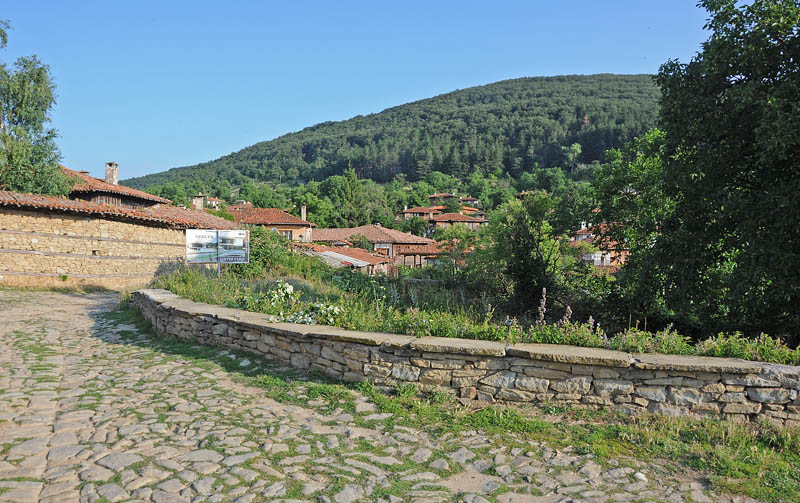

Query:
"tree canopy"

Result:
[[0, 20, 70, 196], [654, 0, 800, 336]]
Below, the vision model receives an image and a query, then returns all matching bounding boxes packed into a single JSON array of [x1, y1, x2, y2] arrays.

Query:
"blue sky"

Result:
[[3, 1, 710, 181]]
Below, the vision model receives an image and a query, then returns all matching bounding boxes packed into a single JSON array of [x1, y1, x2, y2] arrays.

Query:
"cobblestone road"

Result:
[[0, 291, 737, 502]]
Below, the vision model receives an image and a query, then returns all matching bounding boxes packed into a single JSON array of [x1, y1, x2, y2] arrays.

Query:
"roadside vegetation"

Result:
[[154, 227, 800, 365]]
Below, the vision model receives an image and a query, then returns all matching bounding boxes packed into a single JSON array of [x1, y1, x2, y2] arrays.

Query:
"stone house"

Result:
[[0, 169, 234, 289], [230, 204, 316, 242], [571, 223, 629, 269], [299, 244, 393, 275], [312, 224, 434, 260], [431, 213, 487, 231]]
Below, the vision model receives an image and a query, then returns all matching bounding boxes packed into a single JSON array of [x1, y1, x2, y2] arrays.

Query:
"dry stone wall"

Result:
[[132, 289, 800, 427], [0, 208, 185, 289]]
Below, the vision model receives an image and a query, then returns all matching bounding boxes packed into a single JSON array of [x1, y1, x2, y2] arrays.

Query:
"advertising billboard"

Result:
[[186, 229, 249, 264], [218, 230, 249, 264], [186, 229, 219, 264]]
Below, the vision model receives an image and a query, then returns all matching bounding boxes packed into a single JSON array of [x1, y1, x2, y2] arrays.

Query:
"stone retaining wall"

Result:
[[0, 208, 185, 289], [132, 289, 800, 427]]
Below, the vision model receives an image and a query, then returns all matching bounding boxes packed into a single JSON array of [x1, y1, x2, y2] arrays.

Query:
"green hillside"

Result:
[[124, 74, 659, 191]]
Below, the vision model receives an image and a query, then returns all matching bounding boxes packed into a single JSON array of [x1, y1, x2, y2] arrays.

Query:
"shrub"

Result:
[[697, 332, 799, 365], [609, 325, 694, 355]]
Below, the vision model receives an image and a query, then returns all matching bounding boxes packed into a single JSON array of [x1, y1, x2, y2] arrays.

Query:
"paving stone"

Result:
[[448, 447, 475, 463], [177, 450, 223, 463], [411, 447, 432, 463], [8, 437, 49, 456], [192, 477, 216, 495], [96, 452, 143, 471], [334, 484, 365, 503], [96, 483, 128, 502], [261, 481, 286, 497], [222, 452, 257, 466], [78, 465, 115, 481]]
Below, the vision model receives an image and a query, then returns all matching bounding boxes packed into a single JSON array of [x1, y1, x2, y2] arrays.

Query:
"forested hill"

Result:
[[124, 74, 659, 191]]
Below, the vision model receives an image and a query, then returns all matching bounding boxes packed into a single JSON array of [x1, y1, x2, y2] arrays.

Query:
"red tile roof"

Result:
[[397, 243, 444, 256], [402, 206, 437, 214], [429, 192, 457, 199], [431, 213, 487, 223], [232, 207, 316, 227], [460, 196, 479, 202], [309, 244, 392, 265], [0, 190, 235, 229], [313, 224, 433, 245], [64, 167, 171, 204]]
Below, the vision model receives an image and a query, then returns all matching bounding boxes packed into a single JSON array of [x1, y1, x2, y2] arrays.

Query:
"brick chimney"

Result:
[[104, 162, 119, 185], [301, 203, 307, 221], [192, 193, 206, 211]]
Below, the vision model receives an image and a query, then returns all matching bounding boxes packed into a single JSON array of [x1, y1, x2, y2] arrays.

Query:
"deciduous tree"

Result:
[[0, 21, 70, 196], [655, 0, 800, 336]]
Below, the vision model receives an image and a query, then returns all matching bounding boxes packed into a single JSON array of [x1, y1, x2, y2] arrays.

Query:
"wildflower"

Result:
[[536, 288, 547, 326], [557, 305, 572, 327]]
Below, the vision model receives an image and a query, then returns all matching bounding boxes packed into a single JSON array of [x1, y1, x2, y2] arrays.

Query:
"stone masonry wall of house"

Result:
[[0, 208, 185, 289], [132, 289, 800, 427]]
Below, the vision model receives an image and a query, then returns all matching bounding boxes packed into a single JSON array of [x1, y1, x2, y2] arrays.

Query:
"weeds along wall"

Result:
[[0, 208, 185, 289], [132, 289, 800, 427]]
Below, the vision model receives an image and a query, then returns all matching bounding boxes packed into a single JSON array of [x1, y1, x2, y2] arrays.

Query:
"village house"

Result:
[[571, 222, 629, 270], [431, 212, 487, 230], [428, 192, 459, 203], [0, 164, 234, 290], [400, 205, 444, 220], [298, 243, 393, 275], [459, 206, 484, 217], [191, 194, 226, 211], [206, 197, 224, 210], [427, 192, 481, 207], [312, 224, 434, 260], [229, 203, 315, 242], [400, 193, 485, 227], [397, 242, 444, 268]]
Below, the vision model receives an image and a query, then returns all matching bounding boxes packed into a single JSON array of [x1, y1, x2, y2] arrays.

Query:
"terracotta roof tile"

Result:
[[402, 206, 437, 214], [397, 243, 444, 256], [316, 245, 392, 265], [232, 207, 315, 227], [431, 212, 487, 223], [313, 224, 433, 244], [64, 167, 171, 204], [0, 190, 235, 229]]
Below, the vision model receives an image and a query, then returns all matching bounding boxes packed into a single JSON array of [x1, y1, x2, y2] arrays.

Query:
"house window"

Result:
[[279, 230, 292, 239]]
